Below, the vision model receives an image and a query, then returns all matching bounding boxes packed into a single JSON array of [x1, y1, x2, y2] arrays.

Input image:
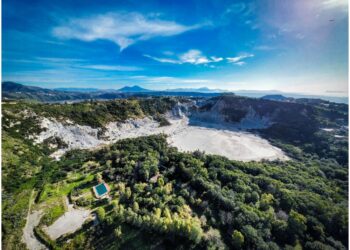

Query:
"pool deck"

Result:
[[92, 182, 110, 199]]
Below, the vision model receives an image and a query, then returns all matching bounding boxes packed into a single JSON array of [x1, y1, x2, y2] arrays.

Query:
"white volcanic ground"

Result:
[[34, 115, 289, 162]]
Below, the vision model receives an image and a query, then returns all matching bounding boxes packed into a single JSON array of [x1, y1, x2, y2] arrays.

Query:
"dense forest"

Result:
[[56, 135, 347, 249], [2, 96, 348, 249], [197, 95, 348, 165]]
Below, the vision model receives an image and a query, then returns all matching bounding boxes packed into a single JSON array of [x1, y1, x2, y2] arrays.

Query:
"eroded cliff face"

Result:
[[188, 94, 327, 133], [23, 101, 288, 162], [10, 95, 318, 162], [189, 96, 273, 129], [33, 116, 161, 159], [8, 96, 306, 161]]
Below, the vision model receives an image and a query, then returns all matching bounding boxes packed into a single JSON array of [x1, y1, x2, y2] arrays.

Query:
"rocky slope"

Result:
[[30, 110, 288, 162]]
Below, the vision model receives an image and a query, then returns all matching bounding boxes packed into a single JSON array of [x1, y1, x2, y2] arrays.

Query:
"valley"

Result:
[[33, 112, 288, 162]]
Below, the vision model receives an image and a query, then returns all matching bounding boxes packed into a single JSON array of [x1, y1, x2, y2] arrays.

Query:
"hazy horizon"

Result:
[[7, 81, 348, 98]]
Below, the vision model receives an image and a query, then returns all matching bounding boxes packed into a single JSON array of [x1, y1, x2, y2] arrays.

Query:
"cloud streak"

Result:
[[227, 53, 254, 65], [145, 50, 224, 65], [143, 54, 182, 64], [78, 65, 142, 71], [322, 0, 347, 9], [145, 50, 253, 66], [53, 12, 202, 50]]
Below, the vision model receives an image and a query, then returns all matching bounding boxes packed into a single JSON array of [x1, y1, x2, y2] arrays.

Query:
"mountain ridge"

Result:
[[2, 82, 348, 104]]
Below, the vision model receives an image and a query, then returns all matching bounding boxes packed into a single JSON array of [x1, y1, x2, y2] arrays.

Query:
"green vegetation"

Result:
[[2, 97, 348, 249], [47, 135, 347, 249], [2, 97, 178, 129], [40, 198, 66, 226], [199, 95, 348, 165]]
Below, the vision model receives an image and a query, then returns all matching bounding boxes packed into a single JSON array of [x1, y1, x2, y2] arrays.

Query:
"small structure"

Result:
[[149, 173, 160, 183], [93, 182, 110, 199]]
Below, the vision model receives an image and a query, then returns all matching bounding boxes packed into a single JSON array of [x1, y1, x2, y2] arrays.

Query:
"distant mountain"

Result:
[[3, 82, 348, 104], [2, 82, 93, 102], [118, 85, 152, 92], [235, 90, 348, 104], [2, 82, 220, 102], [261, 94, 291, 101], [3, 81, 54, 93]]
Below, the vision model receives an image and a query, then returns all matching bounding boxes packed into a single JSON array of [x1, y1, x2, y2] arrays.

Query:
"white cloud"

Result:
[[79, 65, 142, 71], [53, 12, 201, 50], [179, 50, 211, 64], [322, 0, 347, 9], [144, 50, 223, 65], [234, 61, 246, 66], [226, 53, 254, 65], [210, 56, 224, 62], [226, 56, 242, 63], [143, 54, 182, 64]]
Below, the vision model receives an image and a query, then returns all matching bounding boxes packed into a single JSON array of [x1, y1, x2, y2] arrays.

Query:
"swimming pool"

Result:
[[94, 183, 108, 197]]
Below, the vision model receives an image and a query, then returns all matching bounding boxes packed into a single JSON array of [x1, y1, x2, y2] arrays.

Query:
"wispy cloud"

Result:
[[35, 57, 85, 63], [4, 57, 85, 65], [145, 50, 254, 66], [53, 12, 202, 51], [233, 61, 246, 66], [226, 53, 254, 65], [5, 56, 142, 71], [210, 56, 224, 62], [254, 45, 274, 51], [322, 0, 347, 9], [143, 55, 181, 64], [224, 2, 255, 17], [78, 65, 142, 71], [144, 50, 223, 65]]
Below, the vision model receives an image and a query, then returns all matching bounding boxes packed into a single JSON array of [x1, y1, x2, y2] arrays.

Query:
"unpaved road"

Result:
[[22, 191, 47, 250]]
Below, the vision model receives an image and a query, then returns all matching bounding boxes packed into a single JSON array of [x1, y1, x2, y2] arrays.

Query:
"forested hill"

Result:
[[3, 81, 348, 104], [194, 95, 348, 165], [2, 81, 95, 102], [2, 82, 220, 102], [2, 96, 348, 249]]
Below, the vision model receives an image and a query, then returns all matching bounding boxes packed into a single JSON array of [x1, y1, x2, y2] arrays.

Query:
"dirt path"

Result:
[[22, 191, 47, 250]]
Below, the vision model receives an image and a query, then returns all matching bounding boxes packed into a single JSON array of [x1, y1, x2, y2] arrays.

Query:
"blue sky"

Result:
[[3, 0, 348, 95]]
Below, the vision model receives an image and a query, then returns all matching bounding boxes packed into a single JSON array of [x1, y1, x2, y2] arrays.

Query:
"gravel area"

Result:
[[43, 198, 91, 240]]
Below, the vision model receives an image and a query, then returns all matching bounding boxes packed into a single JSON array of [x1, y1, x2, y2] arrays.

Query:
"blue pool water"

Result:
[[95, 183, 108, 196]]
